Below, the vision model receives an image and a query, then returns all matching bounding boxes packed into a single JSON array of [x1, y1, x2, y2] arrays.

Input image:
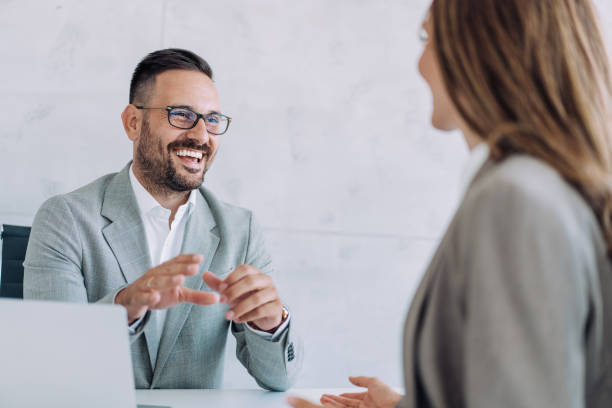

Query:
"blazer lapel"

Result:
[[101, 163, 152, 286], [152, 190, 220, 387], [402, 156, 496, 404], [101, 163, 155, 369], [402, 214, 458, 405]]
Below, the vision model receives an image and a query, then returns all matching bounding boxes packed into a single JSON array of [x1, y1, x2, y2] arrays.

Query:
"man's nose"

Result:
[[190, 117, 210, 145]]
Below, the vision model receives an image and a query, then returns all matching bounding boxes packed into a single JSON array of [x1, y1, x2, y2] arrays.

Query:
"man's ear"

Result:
[[121, 104, 141, 142]]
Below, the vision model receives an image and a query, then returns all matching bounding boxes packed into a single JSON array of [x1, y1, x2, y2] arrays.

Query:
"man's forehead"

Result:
[[151, 69, 220, 110]]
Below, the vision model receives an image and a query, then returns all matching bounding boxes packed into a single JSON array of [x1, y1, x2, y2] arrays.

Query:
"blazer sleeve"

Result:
[[23, 195, 147, 341], [458, 179, 593, 408], [230, 212, 303, 391], [23, 195, 88, 302]]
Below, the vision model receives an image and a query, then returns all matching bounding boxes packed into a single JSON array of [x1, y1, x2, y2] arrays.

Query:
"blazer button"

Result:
[[287, 342, 295, 362]]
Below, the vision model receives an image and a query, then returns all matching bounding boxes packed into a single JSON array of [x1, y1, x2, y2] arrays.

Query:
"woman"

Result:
[[289, 0, 612, 406]]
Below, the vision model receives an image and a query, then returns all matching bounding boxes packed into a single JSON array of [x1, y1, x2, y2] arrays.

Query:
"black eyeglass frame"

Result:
[[135, 105, 232, 135]]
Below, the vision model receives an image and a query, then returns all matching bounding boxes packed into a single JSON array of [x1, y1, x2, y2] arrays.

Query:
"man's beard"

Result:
[[135, 119, 211, 195]]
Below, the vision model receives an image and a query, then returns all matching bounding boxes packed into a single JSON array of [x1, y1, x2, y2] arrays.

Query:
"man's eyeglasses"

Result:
[[135, 105, 232, 135]]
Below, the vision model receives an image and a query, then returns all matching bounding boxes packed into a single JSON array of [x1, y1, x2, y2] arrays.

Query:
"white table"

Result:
[[136, 388, 355, 408]]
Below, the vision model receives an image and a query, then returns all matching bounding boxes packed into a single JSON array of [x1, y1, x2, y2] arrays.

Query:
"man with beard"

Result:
[[23, 49, 301, 391]]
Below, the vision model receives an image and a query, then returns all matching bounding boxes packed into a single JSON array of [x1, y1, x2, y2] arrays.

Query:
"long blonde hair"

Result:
[[432, 0, 612, 253]]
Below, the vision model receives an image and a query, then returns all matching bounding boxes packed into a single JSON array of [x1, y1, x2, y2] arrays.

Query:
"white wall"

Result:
[[1, 0, 610, 389]]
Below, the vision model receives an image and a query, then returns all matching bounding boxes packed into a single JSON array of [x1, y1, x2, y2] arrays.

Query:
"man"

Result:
[[23, 48, 301, 390]]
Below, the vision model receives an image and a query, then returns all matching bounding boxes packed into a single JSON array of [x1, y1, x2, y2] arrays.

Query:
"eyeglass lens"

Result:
[[168, 107, 229, 134]]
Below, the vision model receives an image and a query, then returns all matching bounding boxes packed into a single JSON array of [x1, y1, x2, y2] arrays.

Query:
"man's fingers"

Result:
[[154, 254, 202, 276], [227, 288, 278, 321], [168, 253, 203, 264], [180, 287, 220, 305], [220, 264, 258, 288], [202, 271, 223, 292], [144, 274, 184, 291], [348, 376, 374, 388], [338, 392, 366, 400], [233, 300, 280, 324], [133, 289, 160, 307], [221, 273, 270, 304], [159, 261, 200, 277]]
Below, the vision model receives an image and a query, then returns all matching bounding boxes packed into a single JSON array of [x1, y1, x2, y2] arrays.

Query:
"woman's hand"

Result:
[[287, 376, 403, 408], [286, 396, 330, 408]]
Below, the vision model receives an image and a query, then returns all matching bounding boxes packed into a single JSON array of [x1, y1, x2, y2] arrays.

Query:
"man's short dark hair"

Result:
[[129, 48, 213, 104]]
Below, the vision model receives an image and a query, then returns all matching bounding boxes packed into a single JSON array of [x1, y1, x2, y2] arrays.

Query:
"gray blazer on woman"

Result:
[[398, 155, 612, 407], [23, 163, 302, 390]]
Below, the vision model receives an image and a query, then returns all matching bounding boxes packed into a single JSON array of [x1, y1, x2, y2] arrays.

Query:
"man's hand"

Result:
[[287, 376, 403, 408], [115, 254, 219, 323], [203, 264, 284, 332]]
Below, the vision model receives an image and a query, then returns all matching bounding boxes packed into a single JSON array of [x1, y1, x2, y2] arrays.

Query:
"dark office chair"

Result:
[[0, 224, 31, 298]]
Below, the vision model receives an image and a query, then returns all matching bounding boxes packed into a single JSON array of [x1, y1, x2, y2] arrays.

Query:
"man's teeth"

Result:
[[175, 149, 203, 160]]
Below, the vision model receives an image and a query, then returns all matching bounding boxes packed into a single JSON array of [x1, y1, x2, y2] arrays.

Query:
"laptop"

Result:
[[0, 298, 162, 408]]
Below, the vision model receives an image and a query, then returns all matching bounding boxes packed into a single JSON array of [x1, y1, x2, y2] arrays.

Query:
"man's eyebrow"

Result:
[[172, 105, 221, 115]]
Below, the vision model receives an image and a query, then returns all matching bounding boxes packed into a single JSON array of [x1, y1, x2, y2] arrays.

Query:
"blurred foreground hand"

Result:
[[287, 376, 403, 408]]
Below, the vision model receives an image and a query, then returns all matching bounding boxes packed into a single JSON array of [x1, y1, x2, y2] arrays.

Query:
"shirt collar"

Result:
[[129, 164, 197, 217], [458, 142, 490, 199]]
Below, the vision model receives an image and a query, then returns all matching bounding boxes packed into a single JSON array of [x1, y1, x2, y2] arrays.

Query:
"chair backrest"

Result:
[[0, 224, 31, 298]]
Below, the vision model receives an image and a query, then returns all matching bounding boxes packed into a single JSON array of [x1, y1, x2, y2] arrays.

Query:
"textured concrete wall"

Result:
[[1, 0, 611, 389]]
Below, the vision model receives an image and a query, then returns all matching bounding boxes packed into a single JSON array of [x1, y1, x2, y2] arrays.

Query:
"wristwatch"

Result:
[[280, 306, 289, 322]]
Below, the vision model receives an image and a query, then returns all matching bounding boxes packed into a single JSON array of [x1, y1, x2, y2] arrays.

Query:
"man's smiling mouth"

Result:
[[175, 149, 204, 163]]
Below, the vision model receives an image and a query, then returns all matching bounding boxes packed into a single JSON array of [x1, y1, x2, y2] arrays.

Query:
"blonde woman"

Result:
[[289, 0, 612, 407]]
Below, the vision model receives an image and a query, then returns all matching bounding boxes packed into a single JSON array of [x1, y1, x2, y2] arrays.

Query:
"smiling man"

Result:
[[23, 49, 301, 390]]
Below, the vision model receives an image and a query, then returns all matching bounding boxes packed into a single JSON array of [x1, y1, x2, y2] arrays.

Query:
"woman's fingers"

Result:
[[321, 394, 360, 407], [286, 396, 325, 408], [338, 392, 366, 400], [348, 376, 375, 388]]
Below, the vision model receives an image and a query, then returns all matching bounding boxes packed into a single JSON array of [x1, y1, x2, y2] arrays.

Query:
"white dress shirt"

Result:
[[127, 166, 287, 366]]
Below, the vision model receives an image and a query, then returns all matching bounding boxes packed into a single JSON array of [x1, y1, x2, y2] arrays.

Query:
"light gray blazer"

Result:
[[23, 163, 302, 390], [398, 155, 612, 408]]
